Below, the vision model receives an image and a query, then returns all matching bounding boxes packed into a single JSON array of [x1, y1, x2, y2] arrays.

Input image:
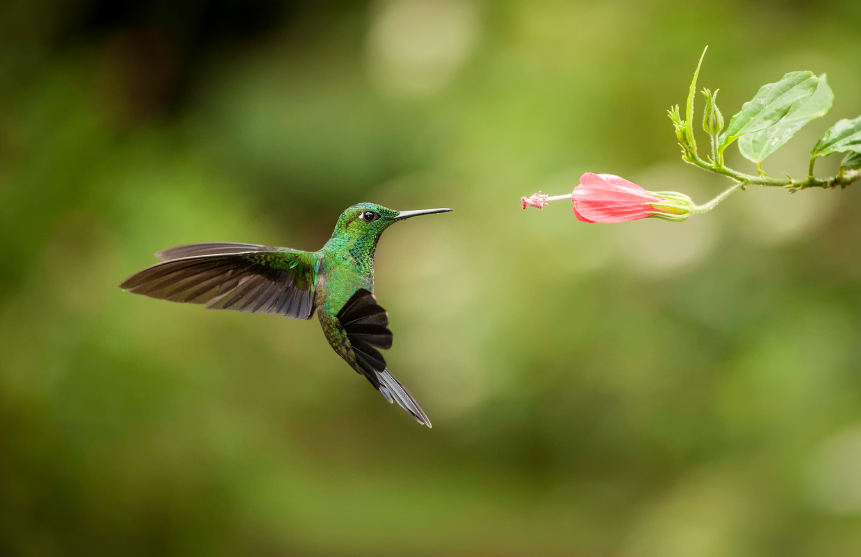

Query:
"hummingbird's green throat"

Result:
[[120, 203, 451, 427]]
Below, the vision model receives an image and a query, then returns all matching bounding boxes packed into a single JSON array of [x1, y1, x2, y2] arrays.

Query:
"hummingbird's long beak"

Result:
[[394, 208, 453, 221]]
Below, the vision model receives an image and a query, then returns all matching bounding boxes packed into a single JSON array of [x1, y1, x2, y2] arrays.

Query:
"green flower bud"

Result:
[[667, 105, 690, 148], [702, 88, 724, 136], [675, 124, 689, 146]]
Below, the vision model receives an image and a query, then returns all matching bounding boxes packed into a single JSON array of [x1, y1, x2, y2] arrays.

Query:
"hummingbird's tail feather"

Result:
[[376, 369, 432, 428], [336, 289, 431, 427]]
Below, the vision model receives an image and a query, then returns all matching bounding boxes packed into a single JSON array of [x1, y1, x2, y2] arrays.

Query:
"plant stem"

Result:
[[686, 151, 859, 191], [693, 182, 744, 213], [709, 134, 717, 163]]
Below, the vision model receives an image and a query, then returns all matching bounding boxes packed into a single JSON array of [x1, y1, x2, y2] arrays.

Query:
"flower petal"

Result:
[[575, 173, 660, 203], [596, 173, 645, 193], [575, 202, 651, 223], [572, 203, 595, 222]]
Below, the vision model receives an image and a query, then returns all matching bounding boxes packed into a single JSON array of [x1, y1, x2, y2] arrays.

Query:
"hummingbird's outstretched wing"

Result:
[[336, 289, 431, 427], [120, 243, 317, 319]]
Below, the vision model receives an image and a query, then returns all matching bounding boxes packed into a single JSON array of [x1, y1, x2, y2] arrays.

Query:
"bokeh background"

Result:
[[3, 1, 861, 555]]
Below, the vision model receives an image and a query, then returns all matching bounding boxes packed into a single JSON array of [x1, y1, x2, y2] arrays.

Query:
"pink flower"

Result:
[[571, 173, 664, 223], [521, 173, 696, 223]]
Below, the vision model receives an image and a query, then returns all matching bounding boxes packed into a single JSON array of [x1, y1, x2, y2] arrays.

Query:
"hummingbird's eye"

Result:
[[360, 211, 380, 222]]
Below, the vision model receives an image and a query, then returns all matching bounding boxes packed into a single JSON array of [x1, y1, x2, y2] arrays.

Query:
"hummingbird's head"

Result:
[[333, 203, 452, 240]]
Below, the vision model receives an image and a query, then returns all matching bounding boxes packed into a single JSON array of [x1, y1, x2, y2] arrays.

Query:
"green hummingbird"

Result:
[[120, 203, 451, 427]]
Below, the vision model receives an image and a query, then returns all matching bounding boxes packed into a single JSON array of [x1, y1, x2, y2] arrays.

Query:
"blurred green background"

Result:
[[3, 1, 861, 555]]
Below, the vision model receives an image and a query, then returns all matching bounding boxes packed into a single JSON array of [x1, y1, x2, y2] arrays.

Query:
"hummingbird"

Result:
[[120, 203, 451, 427]]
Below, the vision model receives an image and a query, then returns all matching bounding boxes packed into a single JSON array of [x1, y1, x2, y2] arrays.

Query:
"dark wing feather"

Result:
[[156, 242, 286, 261], [120, 246, 317, 320], [337, 289, 431, 427]]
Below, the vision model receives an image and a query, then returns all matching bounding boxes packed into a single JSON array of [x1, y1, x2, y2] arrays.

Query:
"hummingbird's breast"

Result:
[[315, 248, 375, 367], [316, 247, 375, 317]]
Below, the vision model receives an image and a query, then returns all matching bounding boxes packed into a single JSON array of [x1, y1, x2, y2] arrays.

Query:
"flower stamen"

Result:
[[521, 192, 550, 209]]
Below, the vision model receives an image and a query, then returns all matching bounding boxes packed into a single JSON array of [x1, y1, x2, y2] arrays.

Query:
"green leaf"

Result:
[[685, 46, 708, 152], [719, 71, 818, 150], [811, 115, 861, 158], [739, 75, 833, 164], [842, 151, 861, 170]]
